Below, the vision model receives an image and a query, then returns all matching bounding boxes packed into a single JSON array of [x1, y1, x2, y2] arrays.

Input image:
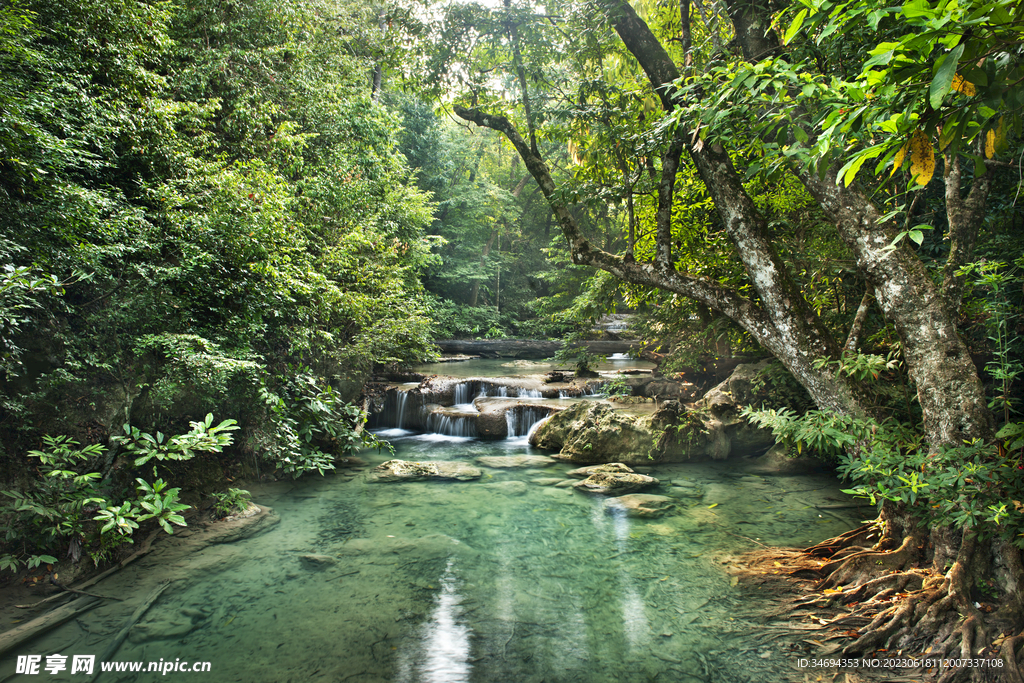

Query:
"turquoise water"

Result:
[[2, 432, 862, 683]]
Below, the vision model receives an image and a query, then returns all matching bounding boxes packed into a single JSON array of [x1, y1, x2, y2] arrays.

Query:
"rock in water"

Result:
[[482, 481, 529, 495], [605, 494, 676, 518], [566, 462, 635, 478], [476, 455, 557, 468], [370, 460, 481, 482], [573, 471, 660, 495]]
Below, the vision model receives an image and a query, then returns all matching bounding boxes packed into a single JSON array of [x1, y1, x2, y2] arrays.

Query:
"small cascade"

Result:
[[426, 412, 478, 437], [517, 388, 542, 398], [505, 405, 552, 438], [394, 390, 410, 429], [608, 352, 631, 360], [453, 382, 476, 405]]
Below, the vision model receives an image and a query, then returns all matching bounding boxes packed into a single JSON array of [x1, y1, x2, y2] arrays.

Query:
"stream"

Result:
[[1, 363, 865, 683]]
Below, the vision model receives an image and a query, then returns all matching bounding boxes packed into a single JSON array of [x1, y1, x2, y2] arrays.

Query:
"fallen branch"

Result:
[[50, 582, 123, 603], [88, 581, 171, 682], [0, 596, 101, 658]]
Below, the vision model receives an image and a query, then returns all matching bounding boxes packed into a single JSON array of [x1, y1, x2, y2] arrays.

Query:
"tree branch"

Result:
[[942, 148, 990, 315]]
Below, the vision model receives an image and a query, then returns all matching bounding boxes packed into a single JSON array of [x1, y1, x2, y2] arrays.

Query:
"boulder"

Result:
[[476, 455, 557, 468], [530, 477, 564, 486], [573, 471, 660, 495], [567, 462, 635, 478], [370, 460, 481, 482], [605, 494, 677, 518], [531, 401, 729, 464], [530, 402, 657, 463], [748, 442, 824, 475]]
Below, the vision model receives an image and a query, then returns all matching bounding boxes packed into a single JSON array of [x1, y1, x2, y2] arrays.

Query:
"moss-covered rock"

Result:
[[573, 471, 660, 495], [529, 401, 721, 464]]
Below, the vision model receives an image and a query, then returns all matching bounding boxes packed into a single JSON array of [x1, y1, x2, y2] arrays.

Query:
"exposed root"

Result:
[[998, 635, 1024, 683], [805, 523, 881, 558], [818, 531, 924, 589], [741, 519, 1024, 683]]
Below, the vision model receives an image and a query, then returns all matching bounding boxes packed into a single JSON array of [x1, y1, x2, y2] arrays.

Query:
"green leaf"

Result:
[[784, 8, 809, 44], [929, 44, 964, 109]]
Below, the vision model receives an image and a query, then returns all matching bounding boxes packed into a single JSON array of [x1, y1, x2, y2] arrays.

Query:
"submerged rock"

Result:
[[299, 554, 336, 569], [370, 460, 481, 482], [567, 462, 635, 478], [531, 477, 564, 486], [605, 494, 677, 518], [573, 471, 660, 495], [476, 455, 557, 468], [482, 481, 529, 495]]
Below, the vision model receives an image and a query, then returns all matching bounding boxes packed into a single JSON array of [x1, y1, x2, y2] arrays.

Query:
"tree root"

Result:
[[818, 531, 924, 589], [747, 522, 1024, 683]]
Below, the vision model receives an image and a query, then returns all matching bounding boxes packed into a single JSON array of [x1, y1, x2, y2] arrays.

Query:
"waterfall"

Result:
[[453, 382, 476, 405], [505, 406, 551, 438], [517, 388, 542, 398], [427, 413, 477, 437], [394, 390, 410, 429]]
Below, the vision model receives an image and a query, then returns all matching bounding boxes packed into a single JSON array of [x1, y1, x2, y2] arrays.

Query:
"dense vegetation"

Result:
[[3, 0, 1024, 677], [0, 0, 440, 570]]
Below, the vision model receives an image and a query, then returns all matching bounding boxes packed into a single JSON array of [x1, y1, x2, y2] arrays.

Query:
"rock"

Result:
[[299, 554, 336, 569], [476, 455, 557, 468], [573, 471, 660, 495], [605, 494, 677, 518], [531, 477, 564, 486], [748, 442, 823, 474], [530, 403, 658, 463], [567, 462, 635, 478], [553, 480, 575, 488], [670, 486, 702, 498], [370, 460, 481, 482], [544, 371, 566, 384], [482, 481, 528, 495], [530, 401, 728, 464], [702, 359, 772, 417]]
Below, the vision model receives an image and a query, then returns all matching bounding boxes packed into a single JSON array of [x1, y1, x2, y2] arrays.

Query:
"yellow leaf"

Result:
[[708, 503, 718, 509], [823, 585, 844, 595], [909, 129, 935, 186], [986, 129, 995, 159], [568, 139, 583, 165], [891, 142, 908, 177], [951, 73, 976, 96]]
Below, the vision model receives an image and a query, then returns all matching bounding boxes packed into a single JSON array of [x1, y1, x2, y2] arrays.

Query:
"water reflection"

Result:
[[589, 500, 651, 652], [397, 559, 472, 683]]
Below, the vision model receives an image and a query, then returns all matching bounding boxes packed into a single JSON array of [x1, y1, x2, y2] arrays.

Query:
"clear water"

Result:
[[413, 357, 655, 378], [3, 429, 864, 683]]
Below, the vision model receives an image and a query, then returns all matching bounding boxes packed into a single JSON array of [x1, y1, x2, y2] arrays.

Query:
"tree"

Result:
[[436, 0, 1024, 674]]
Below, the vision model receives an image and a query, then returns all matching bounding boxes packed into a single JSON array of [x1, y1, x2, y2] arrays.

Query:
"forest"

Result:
[[1, 0, 1024, 680]]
